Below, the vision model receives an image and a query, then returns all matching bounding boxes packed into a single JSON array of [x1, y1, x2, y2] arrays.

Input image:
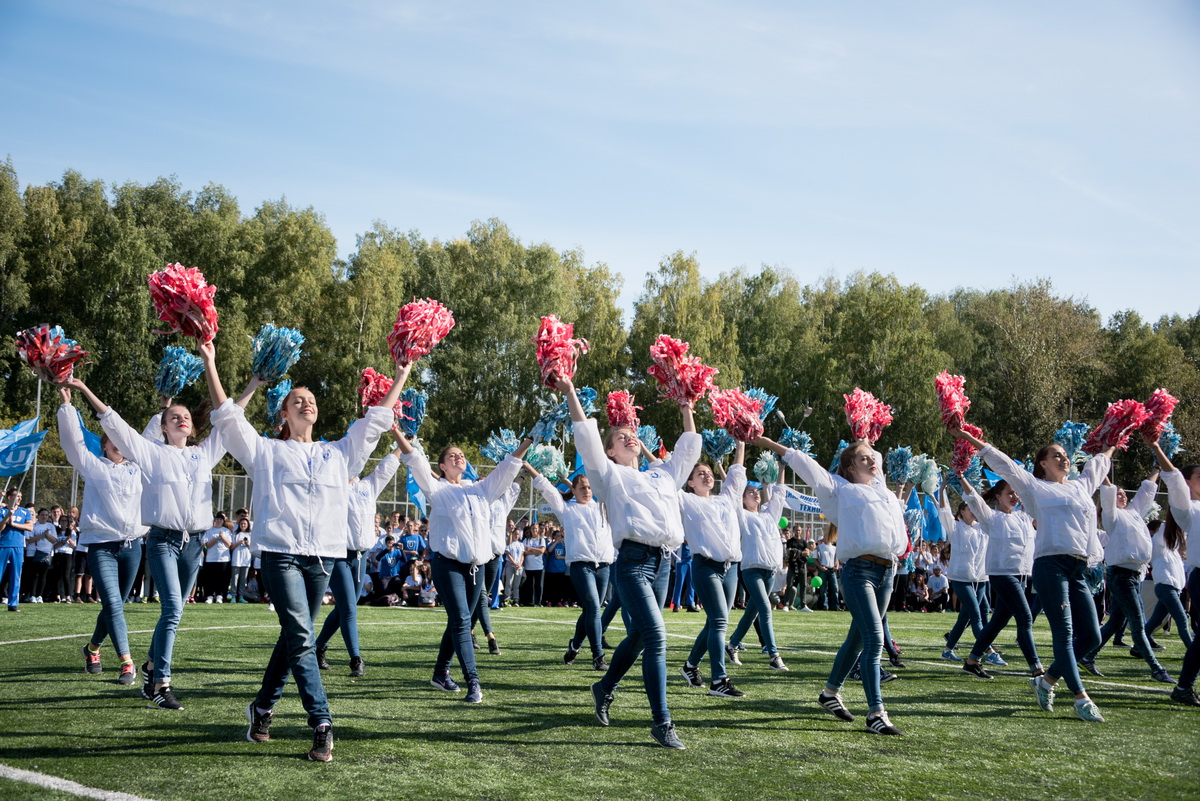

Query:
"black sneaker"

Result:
[[464, 680, 483, 704], [818, 691, 855, 722], [591, 681, 613, 726], [349, 657, 365, 678], [82, 645, 102, 675], [848, 663, 862, 681], [118, 662, 137, 685], [149, 685, 184, 710], [308, 723, 333, 762], [602, 637, 612, 650], [564, 643, 579, 665], [246, 702, 273, 742], [680, 663, 704, 688], [488, 637, 500, 656], [880, 669, 898, 684], [865, 711, 904, 736], [1078, 659, 1104, 677], [650, 721, 685, 749], [140, 662, 153, 700], [962, 662, 993, 680], [430, 673, 460, 692], [708, 678, 745, 698], [1149, 638, 1166, 652], [1151, 668, 1174, 684], [888, 654, 906, 669], [471, 633, 479, 651], [1130, 647, 1145, 659], [1170, 686, 1200, 706], [592, 655, 608, 671], [316, 646, 330, 671]]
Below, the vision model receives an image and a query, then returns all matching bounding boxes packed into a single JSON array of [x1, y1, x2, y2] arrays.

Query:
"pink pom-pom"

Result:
[[147, 263, 220, 343], [1082, 399, 1151, 455], [935, 371, 972, 431], [952, 423, 983, 474], [1140, 388, 1178, 440], [844, 388, 893, 443], [357, 368, 404, 417], [387, 298, 455, 366], [15, 324, 90, 383], [709, 388, 765, 443], [532, 315, 589, 389], [869, 401, 894, 444], [605, 390, 642, 429], [646, 334, 719, 406]]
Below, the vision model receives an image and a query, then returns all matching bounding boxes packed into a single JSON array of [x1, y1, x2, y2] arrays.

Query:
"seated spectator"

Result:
[[907, 573, 930, 612], [926, 565, 950, 612], [377, 536, 404, 596], [401, 562, 422, 607]]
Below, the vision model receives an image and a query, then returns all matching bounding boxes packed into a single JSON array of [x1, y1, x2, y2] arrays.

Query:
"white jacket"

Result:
[[347, 453, 401, 552], [489, 482, 522, 558], [981, 446, 1108, 561], [738, 484, 786, 571], [1150, 531, 1186, 590], [939, 499, 987, 583], [783, 448, 906, 562], [574, 418, 700, 549], [210, 399, 392, 558], [58, 404, 147, 546], [1099, 481, 1156, 570], [99, 407, 226, 533], [962, 491, 1035, 576], [1162, 469, 1200, 575], [678, 464, 746, 563], [402, 448, 523, 566], [533, 475, 615, 565]]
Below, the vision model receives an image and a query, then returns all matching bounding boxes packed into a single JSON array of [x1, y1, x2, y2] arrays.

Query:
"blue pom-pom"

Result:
[[527, 443, 569, 483], [910, 454, 940, 495], [533, 386, 598, 444], [754, 451, 779, 484], [398, 389, 427, 438], [702, 428, 737, 461], [481, 428, 521, 463], [903, 506, 923, 532], [638, 425, 662, 454], [1053, 420, 1090, 461], [1023, 458, 1036, 474], [1159, 422, 1184, 460], [945, 456, 983, 496], [154, 346, 205, 398], [744, 387, 778, 420], [779, 428, 813, 455], [885, 446, 913, 484], [829, 440, 850, 472], [251, 323, 305, 383], [265, 379, 292, 434]]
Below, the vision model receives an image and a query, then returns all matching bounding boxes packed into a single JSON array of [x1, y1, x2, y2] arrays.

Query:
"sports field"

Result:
[[1, 604, 1196, 801]]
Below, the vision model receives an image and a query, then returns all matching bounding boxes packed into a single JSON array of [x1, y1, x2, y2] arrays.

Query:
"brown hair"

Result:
[[982, 479, 1009, 504], [1163, 466, 1199, 552], [836, 442, 873, 481], [603, 426, 636, 458], [1032, 444, 1058, 480]]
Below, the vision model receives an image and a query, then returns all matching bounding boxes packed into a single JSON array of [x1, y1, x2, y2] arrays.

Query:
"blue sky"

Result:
[[2, 0, 1198, 324]]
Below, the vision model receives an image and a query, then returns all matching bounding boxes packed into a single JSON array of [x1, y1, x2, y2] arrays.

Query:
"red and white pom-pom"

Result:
[[1082, 399, 1151, 455], [533, 314, 589, 389], [15, 324, 90, 383], [709, 388, 765, 443], [646, 334, 719, 406], [147, 263, 220, 343], [868, 401, 894, 444], [844, 387, 892, 443], [357, 368, 405, 416], [606, 390, 642, 428], [1140, 388, 1178, 440], [935, 371, 972, 431], [951, 423, 983, 474], [387, 298, 455, 366]]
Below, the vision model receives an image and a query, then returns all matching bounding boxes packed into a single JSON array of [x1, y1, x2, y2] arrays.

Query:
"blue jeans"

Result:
[[87, 540, 142, 658], [0, 547, 23, 608], [687, 557, 738, 680], [1032, 555, 1101, 695], [316, 550, 362, 658], [671, 558, 693, 608], [471, 556, 501, 635], [828, 557, 894, 713], [144, 526, 204, 683], [820, 568, 840, 610], [569, 561, 611, 658], [256, 552, 332, 727], [969, 574, 1040, 669], [600, 541, 672, 726], [946, 580, 988, 649], [1087, 566, 1162, 670], [730, 567, 779, 657], [431, 553, 482, 683], [1145, 583, 1193, 649]]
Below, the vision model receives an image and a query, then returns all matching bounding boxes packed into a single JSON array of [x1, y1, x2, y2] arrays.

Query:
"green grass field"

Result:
[[1, 603, 1197, 801]]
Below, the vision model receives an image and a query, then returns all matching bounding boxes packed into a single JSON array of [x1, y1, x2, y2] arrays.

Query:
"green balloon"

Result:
[[779, 517, 788, 528], [811, 575, 824, 589]]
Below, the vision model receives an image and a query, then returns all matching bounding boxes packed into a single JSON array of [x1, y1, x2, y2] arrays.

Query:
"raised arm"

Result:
[[55, 390, 106, 479], [959, 481, 995, 529], [1145, 429, 1177, 474], [760, 436, 837, 499], [1127, 471, 1160, 518], [525, 464, 567, 514]]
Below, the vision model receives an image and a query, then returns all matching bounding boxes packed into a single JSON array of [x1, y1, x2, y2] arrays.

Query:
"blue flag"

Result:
[[405, 470, 426, 517], [0, 429, 48, 477], [0, 416, 39, 451], [922, 494, 944, 542], [983, 468, 1004, 487], [781, 485, 822, 514], [76, 410, 104, 459]]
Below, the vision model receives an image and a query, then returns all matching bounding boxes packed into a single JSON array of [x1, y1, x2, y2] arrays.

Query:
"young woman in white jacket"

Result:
[[394, 431, 530, 705], [954, 426, 1113, 723], [526, 465, 615, 670], [471, 477, 522, 656], [757, 436, 907, 736], [677, 443, 747, 698], [1143, 520, 1192, 653], [316, 437, 402, 678], [554, 375, 699, 750], [727, 465, 789, 672], [58, 389, 146, 686], [200, 341, 405, 762], [937, 485, 1001, 666]]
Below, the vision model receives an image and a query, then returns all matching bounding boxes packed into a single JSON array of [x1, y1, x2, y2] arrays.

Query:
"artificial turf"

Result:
[[0, 603, 1196, 801]]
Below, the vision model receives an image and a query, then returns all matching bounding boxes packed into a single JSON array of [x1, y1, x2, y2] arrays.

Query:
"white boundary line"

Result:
[[0, 763, 158, 801], [0, 619, 448, 647]]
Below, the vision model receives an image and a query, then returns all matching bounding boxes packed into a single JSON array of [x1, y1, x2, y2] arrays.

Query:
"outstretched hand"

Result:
[[552, 375, 575, 395], [58, 387, 72, 404]]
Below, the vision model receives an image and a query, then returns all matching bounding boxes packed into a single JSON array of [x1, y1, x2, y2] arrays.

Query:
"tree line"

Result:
[[2, 160, 1197, 489]]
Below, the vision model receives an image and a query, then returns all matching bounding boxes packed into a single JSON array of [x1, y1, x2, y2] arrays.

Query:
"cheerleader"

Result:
[[958, 478, 1043, 680], [315, 431, 403, 677], [200, 341, 404, 762], [1143, 519, 1193, 652], [954, 427, 1111, 723], [554, 375, 699, 749], [757, 436, 907, 735], [677, 443, 747, 697], [471, 472, 523, 656], [525, 465, 615, 670], [392, 429, 530, 705], [57, 389, 146, 685], [937, 484, 1004, 666], [727, 467, 789, 672]]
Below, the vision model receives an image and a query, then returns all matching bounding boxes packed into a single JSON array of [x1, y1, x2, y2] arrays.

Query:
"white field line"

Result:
[[0, 619, 445, 647], [0, 763, 158, 801]]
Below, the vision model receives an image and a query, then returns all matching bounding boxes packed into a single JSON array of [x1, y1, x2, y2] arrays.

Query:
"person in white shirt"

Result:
[[471, 474, 522, 656], [201, 515, 232, 603], [230, 517, 254, 604], [937, 484, 998, 665], [502, 531, 525, 606], [727, 465, 789, 672], [926, 566, 950, 610], [1144, 520, 1192, 652], [24, 510, 57, 603], [814, 534, 840, 611]]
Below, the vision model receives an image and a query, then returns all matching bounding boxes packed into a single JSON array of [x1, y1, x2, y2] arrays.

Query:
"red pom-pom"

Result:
[[935, 371, 972, 431], [15, 324, 90, 383], [709, 388, 765, 443], [1140, 388, 1178, 440], [147, 263, 220, 343], [1082, 399, 1151, 454], [532, 315, 589, 389], [605, 390, 641, 428], [844, 388, 893, 443], [952, 423, 983, 474], [357, 368, 404, 417], [387, 299, 455, 366], [646, 334, 719, 406]]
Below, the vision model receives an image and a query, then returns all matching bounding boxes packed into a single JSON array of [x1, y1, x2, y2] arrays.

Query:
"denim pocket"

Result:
[[620, 543, 651, 564]]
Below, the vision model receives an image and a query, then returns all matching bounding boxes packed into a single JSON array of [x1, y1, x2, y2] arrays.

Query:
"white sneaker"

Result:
[[216, 596, 224, 604], [984, 651, 1008, 667], [1074, 698, 1105, 723], [204, 597, 213, 604], [941, 649, 962, 662]]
